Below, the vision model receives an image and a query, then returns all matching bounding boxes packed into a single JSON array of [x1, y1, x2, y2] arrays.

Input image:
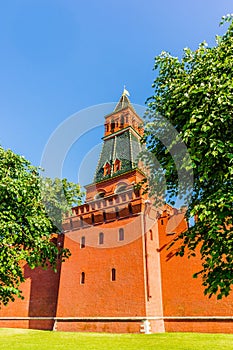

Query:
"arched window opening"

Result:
[[95, 191, 105, 199], [120, 115, 124, 128], [115, 183, 127, 193], [99, 232, 104, 245], [80, 236, 85, 249], [114, 159, 121, 172], [161, 219, 164, 225], [111, 268, 116, 281], [119, 228, 124, 241], [80, 272, 85, 284], [111, 119, 115, 132], [104, 162, 111, 176]]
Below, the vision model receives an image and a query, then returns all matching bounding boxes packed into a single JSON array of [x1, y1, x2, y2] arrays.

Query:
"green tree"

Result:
[[0, 147, 83, 305], [41, 177, 83, 232], [144, 15, 233, 298]]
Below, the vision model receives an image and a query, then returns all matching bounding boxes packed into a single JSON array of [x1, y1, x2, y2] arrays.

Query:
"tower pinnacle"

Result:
[[123, 86, 130, 97], [114, 87, 131, 112]]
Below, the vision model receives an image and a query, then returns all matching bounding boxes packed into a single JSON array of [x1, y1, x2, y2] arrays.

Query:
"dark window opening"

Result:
[[116, 206, 119, 219], [120, 115, 124, 128], [80, 216, 84, 227], [111, 268, 116, 281], [80, 272, 85, 284], [161, 219, 164, 225], [128, 203, 133, 216], [150, 229, 153, 240], [111, 119, 115, 132], [91, 213, 95, 225], [99, 232, 104, 245], [99, 192, 105, 198], [95, 191, 105, 199], [119, 228, 124, 241], [103, 210, 106, 222], [80, 236, 85, 248]]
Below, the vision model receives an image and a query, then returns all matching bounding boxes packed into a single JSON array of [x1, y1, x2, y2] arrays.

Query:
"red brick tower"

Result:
[[55, 90, 166, 333]]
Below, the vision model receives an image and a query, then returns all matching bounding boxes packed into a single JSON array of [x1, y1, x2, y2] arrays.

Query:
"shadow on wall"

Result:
[[24, 246, 62, 330]]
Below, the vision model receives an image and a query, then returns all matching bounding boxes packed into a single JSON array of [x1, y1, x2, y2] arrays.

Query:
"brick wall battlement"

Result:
[[63, 189, 144, 231]]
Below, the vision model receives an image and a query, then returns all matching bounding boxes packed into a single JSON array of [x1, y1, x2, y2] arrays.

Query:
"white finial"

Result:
[[123, 86, 130, 97]]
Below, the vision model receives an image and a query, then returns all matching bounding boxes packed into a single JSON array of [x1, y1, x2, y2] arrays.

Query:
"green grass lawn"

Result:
[[0, 328, 233, 350]]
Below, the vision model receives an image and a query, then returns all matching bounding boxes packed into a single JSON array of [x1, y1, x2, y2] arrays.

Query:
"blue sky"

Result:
[[0, 0, 232, 185]]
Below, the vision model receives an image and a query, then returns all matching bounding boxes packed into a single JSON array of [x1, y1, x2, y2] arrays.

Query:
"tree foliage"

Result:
[[144, 16, 233, 298], [0, 147, 83, 305], [41, 177, 83, 232]]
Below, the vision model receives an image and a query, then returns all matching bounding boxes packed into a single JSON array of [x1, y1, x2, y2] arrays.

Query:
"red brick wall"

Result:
[[158, 211, 233, 333], [56, 320, 142, 333], [1, 204, 233, 333], [56, 216, 147, 325], [0, 262, 61, 330], [164, 320, 233, 333]]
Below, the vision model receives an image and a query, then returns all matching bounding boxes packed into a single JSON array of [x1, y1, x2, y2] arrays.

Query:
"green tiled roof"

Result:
[[94, 128, 142, 182], [131, 133, 142, 164]]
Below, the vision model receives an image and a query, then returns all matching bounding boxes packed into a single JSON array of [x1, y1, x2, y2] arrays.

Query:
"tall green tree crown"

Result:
[[0, 146, 83, 305], [144, 15, 233, 299]]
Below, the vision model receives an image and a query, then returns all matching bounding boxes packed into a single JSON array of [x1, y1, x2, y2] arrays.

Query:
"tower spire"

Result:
[[114, 87, 131, 112]]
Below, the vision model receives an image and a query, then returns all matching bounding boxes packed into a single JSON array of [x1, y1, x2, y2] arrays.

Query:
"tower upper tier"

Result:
[[104, 91, 144, 137], [93, 91, 144, 183]]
